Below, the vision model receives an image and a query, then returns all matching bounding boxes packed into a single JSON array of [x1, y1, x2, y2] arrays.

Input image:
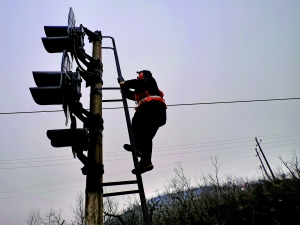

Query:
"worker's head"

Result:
[[136, 70, 152, 80]]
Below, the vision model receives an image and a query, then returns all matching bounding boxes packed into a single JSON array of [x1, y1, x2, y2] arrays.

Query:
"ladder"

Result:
[[101, 36, 151, 225]]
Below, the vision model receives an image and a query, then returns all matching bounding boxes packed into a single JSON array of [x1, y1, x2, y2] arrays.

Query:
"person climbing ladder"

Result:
[[119, 70, 167, 174]]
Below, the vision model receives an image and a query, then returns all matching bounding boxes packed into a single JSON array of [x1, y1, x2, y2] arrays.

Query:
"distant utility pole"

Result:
[[255, 137, 276, 179], [255, 148, 271, 180]]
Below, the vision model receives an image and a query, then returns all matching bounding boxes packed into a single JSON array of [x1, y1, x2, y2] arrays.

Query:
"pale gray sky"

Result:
[[1, 1, 300, 224]]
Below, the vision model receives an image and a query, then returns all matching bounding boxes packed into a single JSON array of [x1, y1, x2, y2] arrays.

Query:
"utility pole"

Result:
[[85, 31, 104, 225], [255, 148, 271, 180], [255, 137, 276, 180]]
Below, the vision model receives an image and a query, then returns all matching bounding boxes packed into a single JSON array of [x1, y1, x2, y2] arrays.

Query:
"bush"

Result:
[[104, 156, 300, 225]]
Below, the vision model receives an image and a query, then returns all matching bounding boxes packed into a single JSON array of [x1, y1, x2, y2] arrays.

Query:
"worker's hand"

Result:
[[117, 78, 125, 85]]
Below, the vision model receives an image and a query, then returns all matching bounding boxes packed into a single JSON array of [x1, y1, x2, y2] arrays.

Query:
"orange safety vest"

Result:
[[134, 89, 167, 110]]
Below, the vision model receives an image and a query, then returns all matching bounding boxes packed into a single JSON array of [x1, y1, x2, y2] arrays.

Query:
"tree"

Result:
[[26, 208, 42, 225], [69, 191, 85, 225], [26, 208, 64, 225]]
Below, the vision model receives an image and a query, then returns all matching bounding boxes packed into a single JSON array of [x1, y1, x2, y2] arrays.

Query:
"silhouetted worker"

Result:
[[119, 70, 167, 174]]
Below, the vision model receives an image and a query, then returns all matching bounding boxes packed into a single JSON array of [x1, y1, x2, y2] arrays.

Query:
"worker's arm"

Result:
[[122, 78, 153, 90], [119, 80, 135, 101]]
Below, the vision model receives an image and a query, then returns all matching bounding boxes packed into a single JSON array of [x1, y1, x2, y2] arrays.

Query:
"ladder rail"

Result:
[[102, 36, 151, 225]]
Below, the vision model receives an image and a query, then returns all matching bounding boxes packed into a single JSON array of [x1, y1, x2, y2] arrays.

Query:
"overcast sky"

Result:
[[1, 1, 300, 224]]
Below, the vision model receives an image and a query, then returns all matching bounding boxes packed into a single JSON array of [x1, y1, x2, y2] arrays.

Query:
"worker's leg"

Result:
[[138, 123, 159, 165], [132, 111, 148, 157], [132, 106, 166, 166]]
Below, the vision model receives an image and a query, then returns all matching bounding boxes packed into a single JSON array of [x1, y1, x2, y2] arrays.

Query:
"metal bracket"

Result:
[[70, 101, 104, 130], [81, 163, 104, 176], [82, 26, 102, 43], [76, 47, 103, 72], [80, 70, 103, 88], [85, 185, 103, 193], [90, 87, 102, 96]]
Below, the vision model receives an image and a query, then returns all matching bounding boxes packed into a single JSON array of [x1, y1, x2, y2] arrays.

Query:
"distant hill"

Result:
[[104, 178, 300, 225]]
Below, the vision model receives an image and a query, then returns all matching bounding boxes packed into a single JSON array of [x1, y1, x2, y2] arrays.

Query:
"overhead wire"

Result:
[[1, 139, 299, 170], [0, 157, 73, 165], [0, 162, 79, 170], [1, 97, 300, 115], [104, 141, 300, 163], [1, 147, 296, 200], [104, 138, 300, 157], [1, 133, 300, 166], [0, 155, 71, 162], [0, 185, 84, 200], [0, 134, 299, 199], [0, 178, 84, 194], [105, 147, 298, 179], [0, 133, 297, 168]]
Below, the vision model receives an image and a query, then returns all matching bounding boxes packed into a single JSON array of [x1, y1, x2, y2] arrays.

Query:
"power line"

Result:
[[1, 97, 300, 115], [1, 132, 300, 165], [105, 132, 300, 156], [105, 142, 300, 162], [167, 97, 300, 107], [0, 155, 255, 199], [1, 148, 294, 200], [0, 185, 84, 200], [0, 157, 73, 165], [0, 155, 71, 162], [0, 132, 298, 165], [1, 147, 298, 200], [0, 162, 78, 170], [0, 178, 84, 194], [2, 140, 299, 170], [0, 109, 63, 115], [105, 138, 300, 157]]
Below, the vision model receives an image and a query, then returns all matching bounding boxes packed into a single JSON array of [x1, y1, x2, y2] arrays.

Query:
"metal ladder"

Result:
[[101, 36, 151, 225]]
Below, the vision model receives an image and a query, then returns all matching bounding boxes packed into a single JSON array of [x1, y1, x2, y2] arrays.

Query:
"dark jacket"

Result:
[[122, 76, 161, 101], [122, 76, 166, 120]]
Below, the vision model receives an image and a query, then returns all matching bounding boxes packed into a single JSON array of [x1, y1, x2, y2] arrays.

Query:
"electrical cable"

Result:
[[104, 141, 300, 163], [103, 132, 300, 155], [0, 178, 84, 194], [167, 97, 300, 106], [0, 185, 84, 200], [1, 134, 300, 165], [0, 162, 78, 170], [0, 155, 71, 162], [1, 97, 300, 114], [104, 138, 300, 157], [0, 147, 297, 200], [2, 140, 299, 170], [0, 157, 72, 165]]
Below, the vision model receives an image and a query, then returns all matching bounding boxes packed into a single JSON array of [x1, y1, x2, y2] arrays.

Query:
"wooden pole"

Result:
[[255, 137, 276, 180], [255, 148, 271, 180], [85, 31, 103, 225]]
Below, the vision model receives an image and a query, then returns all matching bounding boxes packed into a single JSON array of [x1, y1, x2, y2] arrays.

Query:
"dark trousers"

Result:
[[132, 101, 166, 165]]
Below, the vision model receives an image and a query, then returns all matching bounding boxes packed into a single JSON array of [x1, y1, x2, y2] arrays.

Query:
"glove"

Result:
[[117, 78, 124, 84]]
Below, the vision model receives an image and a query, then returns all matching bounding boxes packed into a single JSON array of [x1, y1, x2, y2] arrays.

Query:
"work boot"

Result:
[[123, 144, 143, 157], [132, 162, 154, 174]]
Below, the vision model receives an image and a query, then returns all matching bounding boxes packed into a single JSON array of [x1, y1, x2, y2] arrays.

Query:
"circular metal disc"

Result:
[[61, 50, 71, 74], [68, 7, 75, 34]]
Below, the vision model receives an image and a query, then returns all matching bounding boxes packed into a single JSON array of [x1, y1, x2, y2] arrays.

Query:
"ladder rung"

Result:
[[102, 99, 123, 102], [101, 180, 138, 187], [103, 190, 140, 197], [101, 87, 120, 90]]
